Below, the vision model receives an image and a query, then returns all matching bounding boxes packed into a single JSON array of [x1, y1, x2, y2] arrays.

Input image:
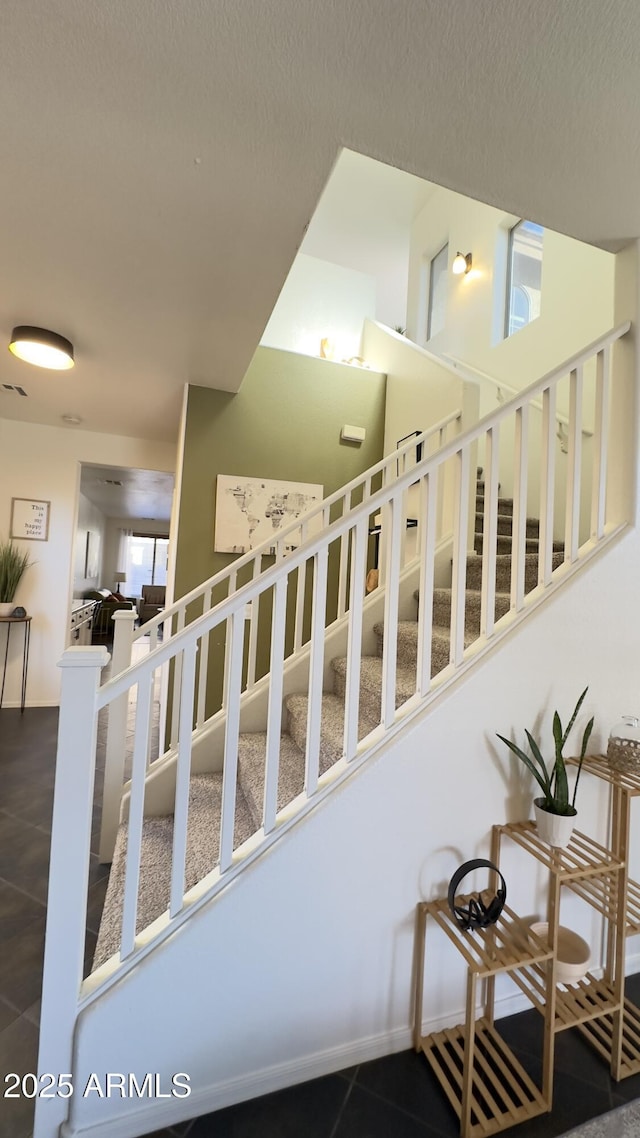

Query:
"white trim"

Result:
[[61, 947, 640, 1138]]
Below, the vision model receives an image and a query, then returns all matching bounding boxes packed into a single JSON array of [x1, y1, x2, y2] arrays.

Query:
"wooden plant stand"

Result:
[[415, 816, 625, 1136], [566, 755, 640, 1078], [413, 896, 553, 1137]]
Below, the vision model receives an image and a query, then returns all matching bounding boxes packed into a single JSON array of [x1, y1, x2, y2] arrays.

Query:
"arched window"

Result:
[[505, 220, 543, 337]]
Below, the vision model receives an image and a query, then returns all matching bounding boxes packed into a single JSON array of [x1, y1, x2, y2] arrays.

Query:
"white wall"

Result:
[[260, 253, 377, 361], [73, 493, 108, 597], [68, 527, 640, 1136], [407, 185, 616, 399], [0, 419, 175, 707]]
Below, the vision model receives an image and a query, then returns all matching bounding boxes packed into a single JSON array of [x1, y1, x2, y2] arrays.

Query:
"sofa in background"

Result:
[[138, 584, 166, 626], [85, 588, 135, 639]]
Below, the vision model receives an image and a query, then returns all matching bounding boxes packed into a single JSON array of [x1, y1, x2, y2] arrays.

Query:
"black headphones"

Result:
[[447, 858, 507, 932]]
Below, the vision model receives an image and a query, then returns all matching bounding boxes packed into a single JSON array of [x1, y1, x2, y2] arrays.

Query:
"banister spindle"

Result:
[[539, 385, 557, 587], [304, 545, 329, 797], [565, 366, 583, 562], [450, 446, 471, 667], [196, 585, 212, 726], [343, 518, 368, 760], [218, 609, 246, 870], [510, 405, 529, 612], [591, 346, 610, 539], [416, 470, 437, 696], [120, 668, 153, 958], [480, 426, 500, 636], [169, 641, 197, 916], [381, 493, 403, 728], [263, 576, 288, 834]]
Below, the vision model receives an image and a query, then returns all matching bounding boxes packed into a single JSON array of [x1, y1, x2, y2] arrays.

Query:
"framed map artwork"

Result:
[[214, 475, 324, 554]]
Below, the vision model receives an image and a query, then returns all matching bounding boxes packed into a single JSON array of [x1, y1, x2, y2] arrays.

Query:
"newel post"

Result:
[[99, 607, 137, 863], [34, 645, 109, 1138]]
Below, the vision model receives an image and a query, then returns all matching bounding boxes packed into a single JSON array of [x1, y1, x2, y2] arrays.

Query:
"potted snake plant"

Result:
[[497, 688, 594, 847], [0, 538, 33, 617]]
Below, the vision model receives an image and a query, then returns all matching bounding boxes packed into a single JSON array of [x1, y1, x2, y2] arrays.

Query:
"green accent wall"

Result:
[[174, 347, 387, 714]]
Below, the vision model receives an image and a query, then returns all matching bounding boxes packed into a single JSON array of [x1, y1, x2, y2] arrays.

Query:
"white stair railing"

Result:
[[98, 408, 464, 859], [35, 321, 631, 1138]]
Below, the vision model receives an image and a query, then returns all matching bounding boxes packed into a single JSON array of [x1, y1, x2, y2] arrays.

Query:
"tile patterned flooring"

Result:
[[2, 702, 640, 1137]]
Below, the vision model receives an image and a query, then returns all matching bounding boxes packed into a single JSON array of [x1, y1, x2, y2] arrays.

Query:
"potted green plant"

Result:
[[497, 688, 594, 847], [0, 538, 33, 617]]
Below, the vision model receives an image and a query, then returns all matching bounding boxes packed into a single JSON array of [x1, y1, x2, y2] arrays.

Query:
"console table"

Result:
[[0, 614, 31, 712]]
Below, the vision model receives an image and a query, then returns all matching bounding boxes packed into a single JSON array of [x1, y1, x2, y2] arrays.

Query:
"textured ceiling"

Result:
[[0, 0, 638, 442], [79, 464, 174, 522]]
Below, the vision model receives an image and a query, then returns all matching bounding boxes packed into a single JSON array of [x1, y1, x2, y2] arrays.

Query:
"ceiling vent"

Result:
[[102, 479, 123, 486], [2, 383, 28, 396]]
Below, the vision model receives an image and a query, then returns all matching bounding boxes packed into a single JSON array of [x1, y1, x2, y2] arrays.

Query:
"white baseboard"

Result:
[[62, 949, 640, 1138]]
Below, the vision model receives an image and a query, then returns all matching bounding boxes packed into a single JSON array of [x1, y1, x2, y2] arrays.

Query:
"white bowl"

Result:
[[529, 922, 591, 985]]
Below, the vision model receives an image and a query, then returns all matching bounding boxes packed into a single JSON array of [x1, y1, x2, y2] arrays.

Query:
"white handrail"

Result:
[[36, 320, 632, 1138], [132, 407, 464, 640]]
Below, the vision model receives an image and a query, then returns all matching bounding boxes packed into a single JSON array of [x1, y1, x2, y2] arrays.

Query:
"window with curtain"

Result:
[[123, 534, 169, 597]]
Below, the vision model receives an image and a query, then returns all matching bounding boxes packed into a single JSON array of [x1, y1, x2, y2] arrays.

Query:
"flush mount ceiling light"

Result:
[[9, 326, 75, 370], [452, 251, 473, 275]]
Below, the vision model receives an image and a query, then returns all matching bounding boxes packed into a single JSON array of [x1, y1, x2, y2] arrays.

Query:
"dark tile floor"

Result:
[[1, 705, 639, 1138]]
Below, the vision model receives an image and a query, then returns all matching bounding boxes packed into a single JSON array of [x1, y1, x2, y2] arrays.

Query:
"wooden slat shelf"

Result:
[[414, 757, 640, 1134], [420, 1019, 548, 1138], [577, 998, 640, 1077], [493, 821, 623, 879], [421, 897, 552, 978], [567, 753, 640, 795]]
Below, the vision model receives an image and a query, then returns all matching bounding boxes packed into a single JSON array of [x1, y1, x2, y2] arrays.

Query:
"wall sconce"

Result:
[[9, 325, 75, 370], [452, 252, 472, 275]]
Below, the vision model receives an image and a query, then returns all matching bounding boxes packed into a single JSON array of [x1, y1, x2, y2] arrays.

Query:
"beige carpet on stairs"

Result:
[[93, 471, 564, 968]]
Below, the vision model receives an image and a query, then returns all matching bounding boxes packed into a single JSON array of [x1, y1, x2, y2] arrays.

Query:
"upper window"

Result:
[[427, 242, 448, 340], [505, 220, 544, 337]]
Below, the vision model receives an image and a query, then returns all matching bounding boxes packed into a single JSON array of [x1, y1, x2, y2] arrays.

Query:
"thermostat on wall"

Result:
[[341, 424, 366, 443]]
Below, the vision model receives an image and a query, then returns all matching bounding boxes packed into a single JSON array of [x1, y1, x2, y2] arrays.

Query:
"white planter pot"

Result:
[[533, 799, 577, 848], [0, 602, 15, 617]]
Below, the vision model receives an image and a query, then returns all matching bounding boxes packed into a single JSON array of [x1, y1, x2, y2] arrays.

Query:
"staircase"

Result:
[[94, 475, 565, 966], [35, 321, 632, 1138]]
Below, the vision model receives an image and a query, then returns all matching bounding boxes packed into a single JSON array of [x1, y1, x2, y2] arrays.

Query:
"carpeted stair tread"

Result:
[[331, 652, 418, 709], [466, 550, 564, 592], [476, 495, 514, 515], [286, 691, 379, 765], [237, 731, 307, 826], [93, 772, 255, 969], [475, 512, 540, 538], [474, 532, 547, 556], [432, 586, 511, 633]]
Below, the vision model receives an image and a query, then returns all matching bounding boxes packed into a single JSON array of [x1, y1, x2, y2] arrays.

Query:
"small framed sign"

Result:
[[10, 497, 51, 542]]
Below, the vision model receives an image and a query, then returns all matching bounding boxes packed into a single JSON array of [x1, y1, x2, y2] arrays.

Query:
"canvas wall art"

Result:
[[214, 475, 324, 554]]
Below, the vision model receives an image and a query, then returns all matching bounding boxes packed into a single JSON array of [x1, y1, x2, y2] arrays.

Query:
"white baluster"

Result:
[[170, 606, 186, 748], [99, 608, 136, 864], [539, 385, 557, 586], [170, 641, 197, 916], [450, 446, 471, 667], [510, 406, 529, 612], [120, 668, 153, 959], [565, 365, 583, 562], [416, 470, 437, 697], [591, 346, 610, 539], [294, 522, 308, 650], [337, 492, 351, 617], [219, 609, 245, 870], [246, 557, 260, 689], [196, 586, 212, 725], [381, 494, 403, 727], [35, 646, 109, 1138], [305, 545, 329, 797], [480, 426, 500, 636], [343, 518, 368, 759], [263, 576, 288, 833]]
